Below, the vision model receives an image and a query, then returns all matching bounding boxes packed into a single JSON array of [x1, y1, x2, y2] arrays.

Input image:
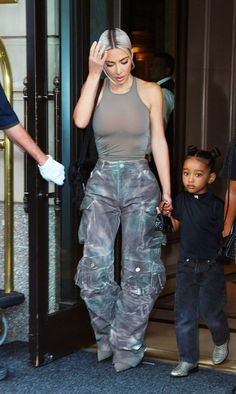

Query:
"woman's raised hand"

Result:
[[89, 41, 107, 77]]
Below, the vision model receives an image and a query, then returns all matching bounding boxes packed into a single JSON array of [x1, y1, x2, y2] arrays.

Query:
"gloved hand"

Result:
[[38, 155, 65, 185]]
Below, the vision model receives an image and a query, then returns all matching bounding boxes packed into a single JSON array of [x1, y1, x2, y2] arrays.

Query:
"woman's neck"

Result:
[[109, 75, 134, 94]]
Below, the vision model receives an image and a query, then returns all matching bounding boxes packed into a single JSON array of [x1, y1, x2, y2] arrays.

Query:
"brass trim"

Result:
[[0, 37, 14, 293], [0, 138, 5, 150], [0, 1, 18, 3]]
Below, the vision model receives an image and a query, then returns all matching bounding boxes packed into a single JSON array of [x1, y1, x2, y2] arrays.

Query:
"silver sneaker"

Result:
[[212, 340, 229, 365], [170, 361, 198, 377]]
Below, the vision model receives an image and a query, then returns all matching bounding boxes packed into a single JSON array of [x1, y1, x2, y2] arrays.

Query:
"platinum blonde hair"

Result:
[[98, 28, 132, 53]]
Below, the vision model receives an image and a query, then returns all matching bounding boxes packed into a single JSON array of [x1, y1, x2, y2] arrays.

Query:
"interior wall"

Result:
[[185, 0, 236, 198]]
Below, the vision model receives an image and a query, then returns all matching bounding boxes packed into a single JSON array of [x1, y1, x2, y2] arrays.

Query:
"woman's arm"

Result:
[[223, 180, 236, 236], [73, 41, 107, 128], [149, 83, 172, 205]]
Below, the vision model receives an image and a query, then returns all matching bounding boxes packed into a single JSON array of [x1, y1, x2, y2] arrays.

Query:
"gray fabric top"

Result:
[[92, 77, 151, 161]]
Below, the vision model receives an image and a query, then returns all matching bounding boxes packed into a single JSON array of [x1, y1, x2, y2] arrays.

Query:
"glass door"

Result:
[[26, 0, 116, 367]]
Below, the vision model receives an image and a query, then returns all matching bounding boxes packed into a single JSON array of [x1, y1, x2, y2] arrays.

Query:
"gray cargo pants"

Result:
[[74, 159, 166, 366]]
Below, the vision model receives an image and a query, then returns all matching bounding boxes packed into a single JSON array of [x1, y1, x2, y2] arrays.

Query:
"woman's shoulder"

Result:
[[135, 77, 162, 107], [136, 77, 162, 93]]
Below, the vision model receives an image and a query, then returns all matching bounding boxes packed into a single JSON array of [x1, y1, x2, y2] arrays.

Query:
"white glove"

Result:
[[38, 155, 65, 185]]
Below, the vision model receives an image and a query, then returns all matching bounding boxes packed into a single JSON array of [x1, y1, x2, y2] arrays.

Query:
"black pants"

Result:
[[174, 258, 229, 363]]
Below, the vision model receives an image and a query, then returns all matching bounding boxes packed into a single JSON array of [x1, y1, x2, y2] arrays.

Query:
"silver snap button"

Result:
[[135, 267, 141, 272], [91, 263, 95, 268]]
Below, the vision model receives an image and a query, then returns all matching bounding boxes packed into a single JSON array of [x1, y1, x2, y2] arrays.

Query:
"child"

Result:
[[161, 145, 230, 377]]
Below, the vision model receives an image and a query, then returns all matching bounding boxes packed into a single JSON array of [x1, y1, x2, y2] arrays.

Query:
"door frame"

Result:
[[26, 0, 99, 367], [26, 0, 188, 367]]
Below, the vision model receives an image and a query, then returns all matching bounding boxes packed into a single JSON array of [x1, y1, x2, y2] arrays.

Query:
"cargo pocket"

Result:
[[74, 257, 113, 291], [121, 259, 166, 296]]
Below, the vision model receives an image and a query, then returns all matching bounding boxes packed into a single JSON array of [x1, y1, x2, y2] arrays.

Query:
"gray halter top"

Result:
[[92, 77, 151, 161]]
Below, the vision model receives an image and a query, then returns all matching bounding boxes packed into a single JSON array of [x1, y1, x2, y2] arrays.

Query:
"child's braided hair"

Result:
[[186, 145, 221, 172]]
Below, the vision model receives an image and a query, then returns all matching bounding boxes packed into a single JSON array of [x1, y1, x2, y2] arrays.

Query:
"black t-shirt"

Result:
[[172, 191, 224, 259], [220, 137, 236, 180], [0, 82, 19, 129]]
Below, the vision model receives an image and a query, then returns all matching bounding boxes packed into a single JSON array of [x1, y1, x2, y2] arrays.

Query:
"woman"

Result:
[[73, 28, 172, 372]]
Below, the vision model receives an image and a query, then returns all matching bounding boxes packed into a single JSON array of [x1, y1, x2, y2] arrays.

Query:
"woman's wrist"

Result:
[[162, 192, 171, 200], [162, 192, 172, 211], [87, 72, 102, 83]]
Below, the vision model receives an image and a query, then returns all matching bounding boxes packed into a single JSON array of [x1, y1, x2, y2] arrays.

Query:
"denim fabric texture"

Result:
[[75, 159, 166, 366], [174, 258, 229, 363]]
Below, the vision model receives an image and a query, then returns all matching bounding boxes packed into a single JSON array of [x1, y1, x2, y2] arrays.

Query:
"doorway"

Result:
[[119, 0, 236, 371], [26, 0, 117, 367], [27, 0, 228, 369]]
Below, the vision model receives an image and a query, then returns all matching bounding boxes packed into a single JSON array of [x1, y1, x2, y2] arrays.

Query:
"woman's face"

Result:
[[104, 48, 132, 85]]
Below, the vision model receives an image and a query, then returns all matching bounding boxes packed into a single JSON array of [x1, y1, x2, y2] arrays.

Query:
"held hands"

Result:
[[158, 194, 173, 216], [38, 155, 65, 185], [156, 194, 173, 232], [89, 41, 108, 77]]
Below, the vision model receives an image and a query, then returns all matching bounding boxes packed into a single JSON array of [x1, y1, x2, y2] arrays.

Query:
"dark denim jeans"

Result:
[[75, 159, 166, 366], [175, 258, 229, 363]]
